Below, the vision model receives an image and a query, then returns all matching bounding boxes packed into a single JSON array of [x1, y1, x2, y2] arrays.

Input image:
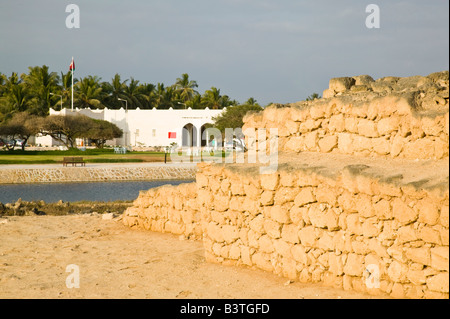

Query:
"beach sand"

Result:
[[0, 214, 383, 299]]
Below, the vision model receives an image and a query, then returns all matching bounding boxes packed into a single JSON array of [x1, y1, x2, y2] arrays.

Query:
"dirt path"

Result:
[[0, 214, 386, 299]]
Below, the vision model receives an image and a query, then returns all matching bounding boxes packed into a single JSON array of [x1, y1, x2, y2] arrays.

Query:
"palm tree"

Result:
[[74, 76, 105, 109], [245, 97, 260, 106], [124, 77, 146, 109], [202, 87, 222, 109], [0, 73, 31, 118], [306, 93, 321, 101], [23, 65, 60, 116], [102, 73, 128, 108], [174, 73, 199, 102], [140, 83, 157, 109]]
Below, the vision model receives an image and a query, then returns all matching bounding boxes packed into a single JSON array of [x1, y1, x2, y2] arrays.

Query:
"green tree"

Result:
[[305, 93, 321, 101], [124, 77, 146, 109], [212, 103, 263, 133], [102, 73, 128, 109], [0, 112, 42, 150], [202, 87, 231, 109], [74, 76, 105, 109], [85, 118, 123, 148], [23, 65, 60, 116], [174, 73, 199, 103], [40, 114, 94, 149]]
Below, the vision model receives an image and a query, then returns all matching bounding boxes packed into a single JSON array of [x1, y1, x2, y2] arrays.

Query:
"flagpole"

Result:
[[71, 57, 74, 111]]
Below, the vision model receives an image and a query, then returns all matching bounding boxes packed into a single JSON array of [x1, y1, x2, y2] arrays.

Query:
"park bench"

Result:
[[62, 157, 86, 167]]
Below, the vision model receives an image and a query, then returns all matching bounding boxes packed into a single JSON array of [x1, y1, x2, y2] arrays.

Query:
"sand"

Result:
[[0, 213, 384, 299]]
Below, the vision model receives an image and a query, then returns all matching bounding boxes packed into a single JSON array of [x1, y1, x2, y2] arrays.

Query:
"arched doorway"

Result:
[[182, 123, 197, 147]]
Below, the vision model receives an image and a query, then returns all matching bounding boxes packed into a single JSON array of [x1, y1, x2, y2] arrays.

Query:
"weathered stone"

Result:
[[387, 260, 408, 283], [329, 77, 356, 93], [318, 136, 338, 153], [281, 224, 300, 244], [405, 247, 431, 266], [392, 198, 418, 225], [294, 188, 316, 207], [427, 273, 449, 293], [260, 173, 279, 191], [431, 247, 449, 271], [263, 219, 282, 239], [298, 226, 317, 247], [344, 253, 365, 277]]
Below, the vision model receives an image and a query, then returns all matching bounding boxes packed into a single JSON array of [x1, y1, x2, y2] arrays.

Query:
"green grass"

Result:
[[0, 149, 164, 165]]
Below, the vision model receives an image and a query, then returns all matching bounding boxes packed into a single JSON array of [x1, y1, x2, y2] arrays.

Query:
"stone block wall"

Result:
[[123, 182, 202, 240], [195, 163, 449, 299], [243, 72, 449, 160]]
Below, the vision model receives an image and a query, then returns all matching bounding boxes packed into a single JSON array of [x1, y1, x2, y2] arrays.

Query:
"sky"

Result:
[[0, 0, 448, 106]]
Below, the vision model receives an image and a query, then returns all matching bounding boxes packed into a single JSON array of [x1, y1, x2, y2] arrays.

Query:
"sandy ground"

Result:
[[0, 214, 385, 299]]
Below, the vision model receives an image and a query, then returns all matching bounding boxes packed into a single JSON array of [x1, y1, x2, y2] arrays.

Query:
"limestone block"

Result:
[[243, 183, 261, 201], [440, 204, 449, 227], [317, 232, 334, 251], [260, 190, 275, 206], [248, 229, 260, 248], [252, 252, 274, 272], [402, 138, 437, 160], [284, 136, 303, 152], [273, 239, 293, 259], [222, 225, 239, 244], [298, 226, 317, 247], [353, 74, 375, 86], [261, 173, 279, 191], [362, 218, 380, 238], [372, 137, 391, 155], [368, 238, 389, 258], [416, 199, 440, 226], [281, 257, 298, 280], [290, 107, 309, 122], [249, 214, 265, 234], [318, 135, 338, 153], [396, 225, 418, 244], [286, 120, 300, 135], [304, 131, 319, 150], [344, 117, 358, 134], [299, 118, 321, 132], [270, 205, 291, 224], [431, 247, 449, 271], [281, 224, 300, 244], [264, 219, 282, 239], [274, 187, 298, 205], [323, 88, 335, 99], [346, 214, 363, 236], [258, 235, 274, 253], [419, 226, 442, 245], [373, 198, 392, 220], [310, 106, 326, 119], [196, 173, 209, 188], [387, 260, 408, 283], [240, 245, 253, 266], [405, 247, 431, 266], [329, 77, 356, 93], [328, 114, 345, 132], [357, 119, 379, 138], [291, 244, 309, 265], [344, 253, 365, 277], [294, 188, 316, 207], [392, 198, 418, 225], [328, 254, 345, 276], [206, 222, 224, 243], [289, 206, 308, 226], [242, 197, 260, 215], [337, 132, 354, 154], [427, 273, 449, 293]]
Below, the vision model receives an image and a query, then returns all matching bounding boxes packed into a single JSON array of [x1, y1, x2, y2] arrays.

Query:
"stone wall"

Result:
[[196, 161, 449, 299], [243, 72, 449, 160], [0, 165, 196, 184], [122, 72, 449, 299], [123, 182, 202, 240]]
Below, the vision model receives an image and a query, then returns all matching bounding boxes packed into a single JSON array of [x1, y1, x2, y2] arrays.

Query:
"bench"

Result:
[[62, 157, 86, 167]]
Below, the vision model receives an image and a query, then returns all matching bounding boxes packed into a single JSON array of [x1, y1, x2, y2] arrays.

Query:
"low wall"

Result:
[[123, 155, 449, 299], [123, 182, 202, 240], [243, 96, 449, 160], [243, 72, 449, 161], [0, 165, 196, 184]]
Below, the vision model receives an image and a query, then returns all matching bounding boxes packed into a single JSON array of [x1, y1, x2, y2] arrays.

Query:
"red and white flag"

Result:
[[69, 57, 75, 71]]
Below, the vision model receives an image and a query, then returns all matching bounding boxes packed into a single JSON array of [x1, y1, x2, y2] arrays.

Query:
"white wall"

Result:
[[40, 107, 225, 148]]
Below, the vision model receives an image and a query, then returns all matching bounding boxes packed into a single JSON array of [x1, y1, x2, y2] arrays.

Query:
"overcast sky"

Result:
[[0, 0, 448, 105]]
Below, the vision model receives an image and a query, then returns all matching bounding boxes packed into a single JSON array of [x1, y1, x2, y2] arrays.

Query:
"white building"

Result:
[[35, 107, 226, 148]]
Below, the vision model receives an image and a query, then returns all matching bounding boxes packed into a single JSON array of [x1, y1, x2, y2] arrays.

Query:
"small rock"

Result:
[[102, 213, 115, 220], [284, 280, 293, 286], [0, 219, 8, 225]]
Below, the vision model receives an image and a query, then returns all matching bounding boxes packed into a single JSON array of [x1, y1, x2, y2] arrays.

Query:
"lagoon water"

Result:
[[0, 180, 193, 203]]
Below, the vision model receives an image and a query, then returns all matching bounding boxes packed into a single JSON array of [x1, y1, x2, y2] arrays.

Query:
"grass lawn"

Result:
[[0, 148, 229, 165], [0, 149, 166, 164]]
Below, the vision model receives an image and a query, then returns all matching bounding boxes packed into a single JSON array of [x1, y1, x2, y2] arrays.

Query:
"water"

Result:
[[0, 180, 194, 203]]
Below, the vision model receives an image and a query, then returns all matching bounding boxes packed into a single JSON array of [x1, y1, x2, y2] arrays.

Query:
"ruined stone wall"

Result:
[[123, 182, 202, 240], [243, 72, 449, 160], [196, 162, 449, 299]]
